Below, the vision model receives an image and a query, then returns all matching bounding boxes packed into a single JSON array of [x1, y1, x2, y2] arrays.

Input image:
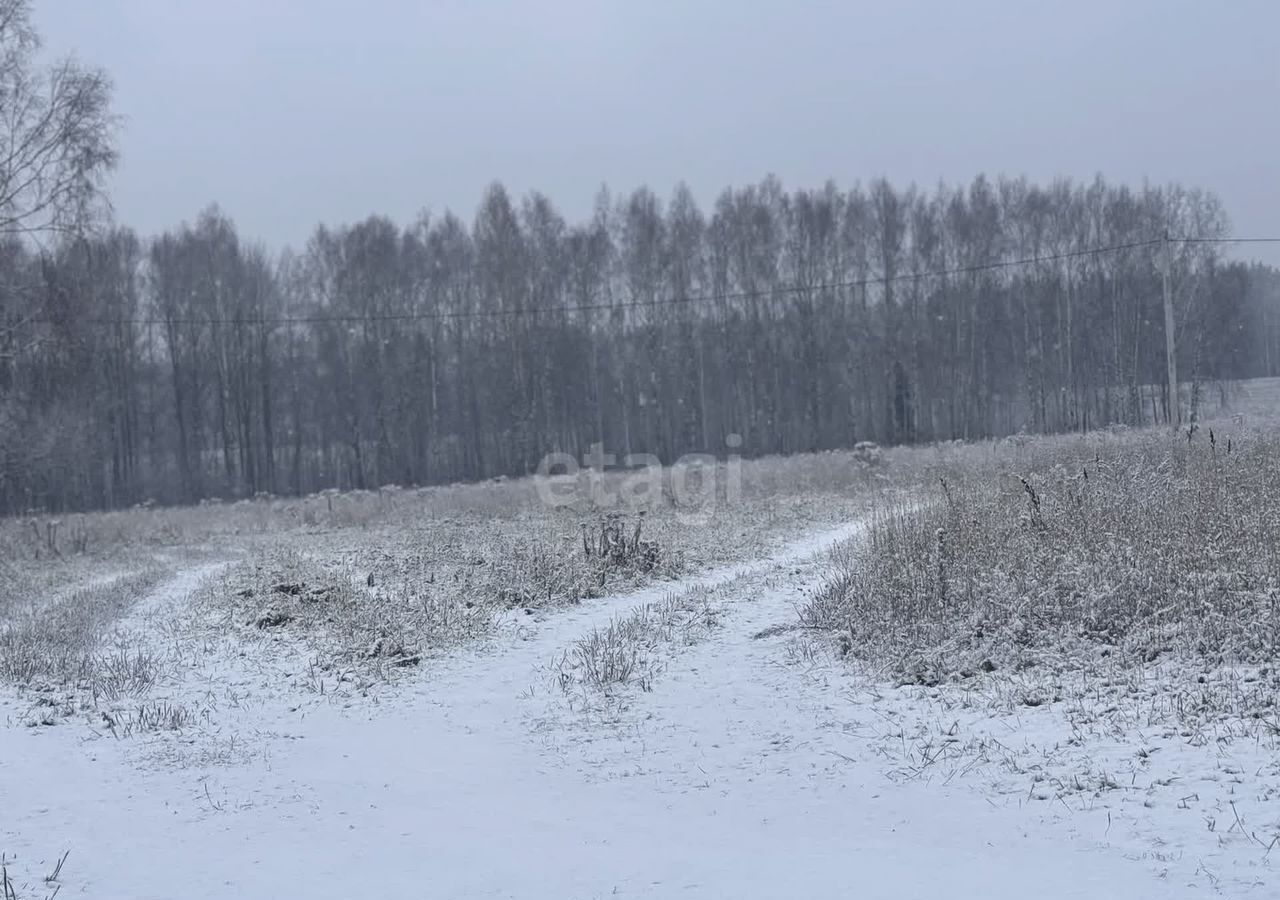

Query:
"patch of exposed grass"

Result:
[[0, 568, 168, 696], [100, 700, 196, 738], [0, 561, 216, 738], [195, 447, 903, 680], [556, 585, 720, 697], [805, 423, 1280, 693], [206, 545, 493, 677], [207, 511, 702, 678]]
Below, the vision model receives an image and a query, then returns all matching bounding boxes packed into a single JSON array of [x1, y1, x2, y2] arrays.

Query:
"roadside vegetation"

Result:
[[805, 421, 1280, 727], [8, 402, 1278, 739]]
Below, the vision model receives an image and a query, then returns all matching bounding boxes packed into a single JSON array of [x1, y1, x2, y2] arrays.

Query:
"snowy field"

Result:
[[3, 410, 1279, 898]]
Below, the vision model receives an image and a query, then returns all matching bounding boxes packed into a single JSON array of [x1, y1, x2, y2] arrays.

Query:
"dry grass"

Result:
[[805, 422, 1280, 694], [0, 568, 168, 696], [555, 585, 720, 697], [1, 849, 69, 900], [793, 425, 1280, 874], [189, 451, 906, 679], [204, 505, 761, 681], [0, 561, 216, 736]]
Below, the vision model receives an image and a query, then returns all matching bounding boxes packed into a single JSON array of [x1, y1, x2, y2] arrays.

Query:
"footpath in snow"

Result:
[[0, 518, 1258, 898]]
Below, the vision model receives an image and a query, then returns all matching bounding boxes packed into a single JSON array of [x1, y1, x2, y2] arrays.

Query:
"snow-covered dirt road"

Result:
[[0, 519, 1255, 898]]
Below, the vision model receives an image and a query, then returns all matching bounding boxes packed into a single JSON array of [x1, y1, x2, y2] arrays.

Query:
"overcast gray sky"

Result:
[[35, 0, 1280, 260]]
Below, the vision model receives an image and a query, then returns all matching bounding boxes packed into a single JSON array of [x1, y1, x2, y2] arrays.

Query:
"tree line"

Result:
[[3, 172, 1280, 515], [3, 0, 1278, 515]]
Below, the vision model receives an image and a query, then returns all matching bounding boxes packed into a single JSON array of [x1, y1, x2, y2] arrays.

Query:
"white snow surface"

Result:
[[2, 518, 1274, 898]]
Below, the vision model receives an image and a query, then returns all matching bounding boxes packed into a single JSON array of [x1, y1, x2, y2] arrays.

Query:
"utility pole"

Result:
[[1161, 230, 1179, 427]]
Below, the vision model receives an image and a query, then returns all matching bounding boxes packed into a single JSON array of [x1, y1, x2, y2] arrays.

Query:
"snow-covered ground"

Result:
[[1, 518, 1274, 898]]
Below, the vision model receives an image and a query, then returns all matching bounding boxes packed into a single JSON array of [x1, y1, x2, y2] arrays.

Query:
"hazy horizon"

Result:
[[36, 0, 1280, 262]]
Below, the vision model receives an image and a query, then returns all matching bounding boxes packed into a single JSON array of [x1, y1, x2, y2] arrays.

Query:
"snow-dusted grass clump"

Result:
[[806, 423, 1280, 699], [555, 584, 720, 697], [0, 568, 167, 697], [207, 506, 767, 682]]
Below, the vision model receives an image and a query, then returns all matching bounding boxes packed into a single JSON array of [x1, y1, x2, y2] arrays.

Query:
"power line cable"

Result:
[[1175, 237, 1280, 244]]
